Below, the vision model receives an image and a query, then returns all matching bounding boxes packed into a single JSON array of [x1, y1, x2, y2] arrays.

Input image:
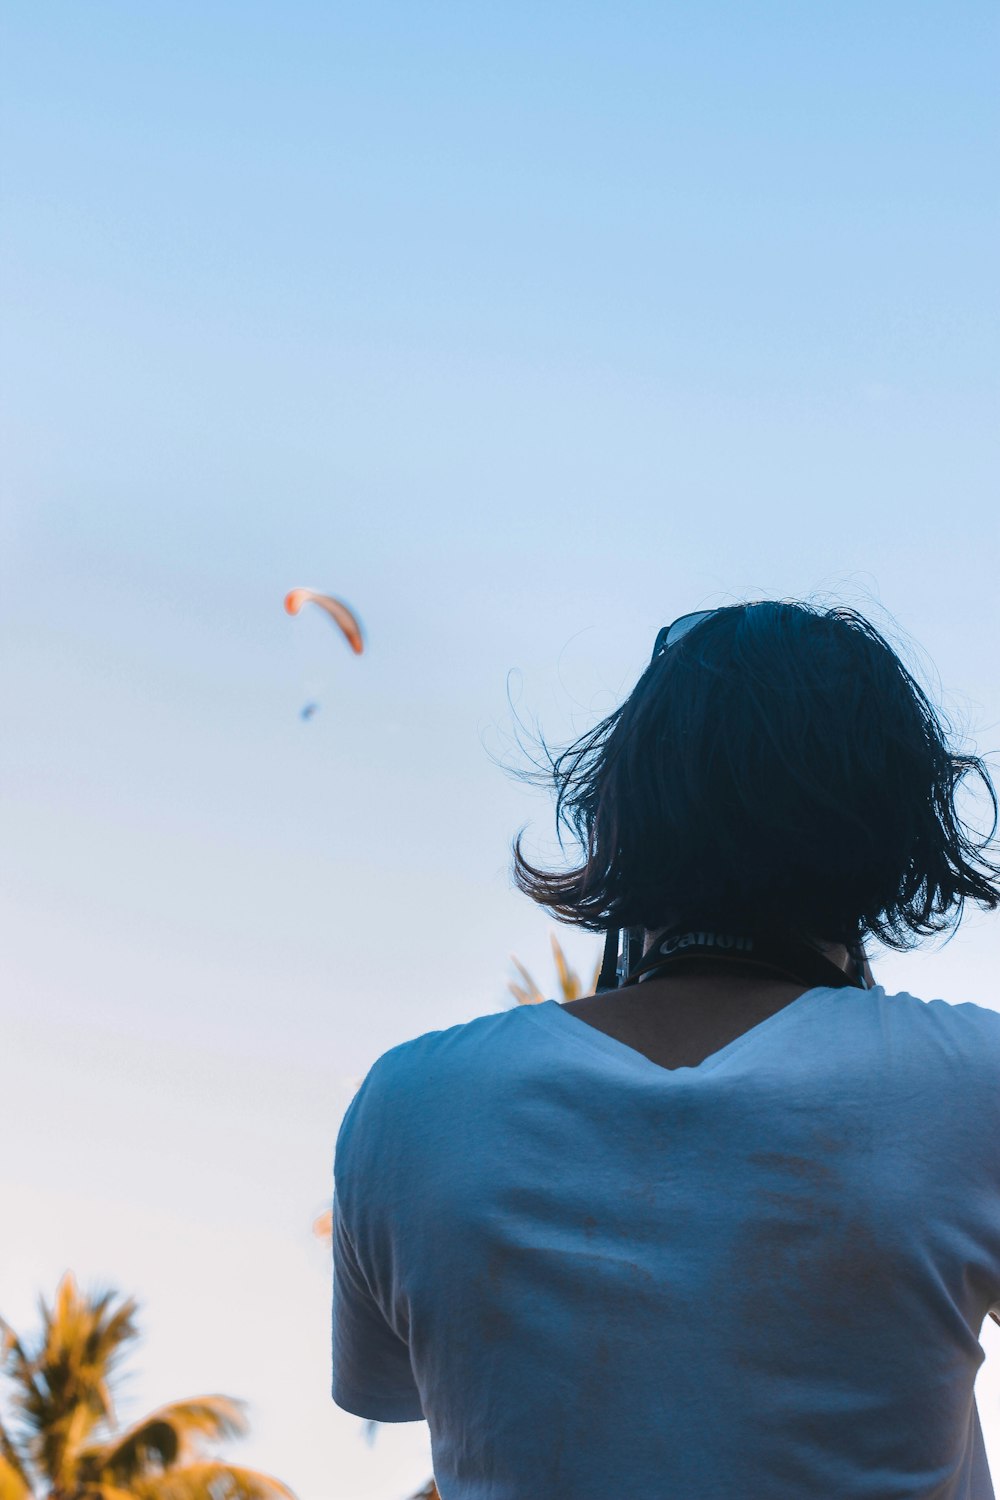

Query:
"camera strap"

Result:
[[600, 925, 867, 993]]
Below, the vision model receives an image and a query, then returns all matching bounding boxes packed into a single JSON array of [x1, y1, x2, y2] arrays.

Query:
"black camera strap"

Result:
[[599, 924, 868, 993]]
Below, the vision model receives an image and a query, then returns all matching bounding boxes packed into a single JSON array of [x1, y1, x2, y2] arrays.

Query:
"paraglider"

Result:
[[283, 589, 365, 655], [285, 589, 365, 722]]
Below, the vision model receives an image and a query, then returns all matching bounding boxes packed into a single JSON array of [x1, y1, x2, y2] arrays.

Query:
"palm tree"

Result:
[[0, 1274, 295, 1500], [507, 932, 602, 1007]]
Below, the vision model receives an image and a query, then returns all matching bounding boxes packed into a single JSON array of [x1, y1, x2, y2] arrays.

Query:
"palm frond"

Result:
[[0, 1320, 39, 1415], [1, 1314, 52, 1475], [508, 936, 601, 1006], [0, 1419, 30, 1491], [0, 1320, 31, 1376], [69, 1482, 135, 1500], [550, 934, 582, 1000], [82, 1419, 179, 1481], [506, 956, 543, 1007], [99, 1302, 143, 1368], [141, 1399, 248, 1447], [131, 1460, 296, 1500], [92, 1398, 249, 1482], [0, 1455, 32, 1500]]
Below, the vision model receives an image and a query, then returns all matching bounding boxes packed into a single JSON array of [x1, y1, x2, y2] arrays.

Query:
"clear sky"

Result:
[[2, 3, 998, 1496]]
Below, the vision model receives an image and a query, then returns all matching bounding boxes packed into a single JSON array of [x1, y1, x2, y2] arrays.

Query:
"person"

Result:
[[332, 600, 1000, 1499]]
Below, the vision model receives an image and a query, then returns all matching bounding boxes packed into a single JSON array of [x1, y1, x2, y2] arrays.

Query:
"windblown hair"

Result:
[[512, 601, 1000, 950]]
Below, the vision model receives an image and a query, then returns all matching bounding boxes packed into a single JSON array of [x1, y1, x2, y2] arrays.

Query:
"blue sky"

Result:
[[2, 4, 998, 1496]]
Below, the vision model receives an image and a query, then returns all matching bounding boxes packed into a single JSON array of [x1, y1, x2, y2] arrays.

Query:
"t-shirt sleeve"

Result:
[[331, 1094, 425, 1424]]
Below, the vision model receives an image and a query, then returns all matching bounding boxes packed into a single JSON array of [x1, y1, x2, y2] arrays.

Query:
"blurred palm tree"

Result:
[[318, 933, 601, 1500], [0, 1274, 295, 1500], [507, 932, 602, 1007]]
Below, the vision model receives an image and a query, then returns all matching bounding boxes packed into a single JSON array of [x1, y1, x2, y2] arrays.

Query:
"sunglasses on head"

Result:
[[650, 609, 718, 663]]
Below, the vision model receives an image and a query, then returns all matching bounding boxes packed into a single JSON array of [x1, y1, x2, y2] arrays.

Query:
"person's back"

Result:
[[334, 980, 1000, 1498], [332, 601, 1000, 1497]]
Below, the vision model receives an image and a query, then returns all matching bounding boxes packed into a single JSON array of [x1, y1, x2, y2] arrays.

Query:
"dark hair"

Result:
[[512, 601, 1000, 950]]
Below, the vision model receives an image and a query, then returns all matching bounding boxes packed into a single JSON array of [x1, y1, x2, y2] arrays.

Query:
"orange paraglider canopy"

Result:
[[284, 589, 365, 655]]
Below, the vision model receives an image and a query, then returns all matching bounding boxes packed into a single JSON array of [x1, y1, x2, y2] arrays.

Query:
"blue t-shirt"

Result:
[[332, 985, 1000, 1499]]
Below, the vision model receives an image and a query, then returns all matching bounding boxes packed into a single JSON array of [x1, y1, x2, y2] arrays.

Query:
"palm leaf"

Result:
[[0, 1419, 30, 1493], [131, 1460, 296, 1500], [0, 1321, 31, 1377], [0, 1321, 39, 1417], [506, 955, 543, 1006], [138, 1399, 248, 1447], [0, 1455, 31, 1500], [0, 1316, 53, 1480], [83, 1419, 180, 1481], [550, 934, 581, 1000], [508, 935, 602, 1006], [92, 1398, 249, 1482]]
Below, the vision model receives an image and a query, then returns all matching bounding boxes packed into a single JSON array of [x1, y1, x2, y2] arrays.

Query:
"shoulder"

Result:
[[875, 986, 1000, 1039], [333, 1006, 533, 1192], [867, 987, 1000, 1094], [354, 1004, 531, 1102]]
